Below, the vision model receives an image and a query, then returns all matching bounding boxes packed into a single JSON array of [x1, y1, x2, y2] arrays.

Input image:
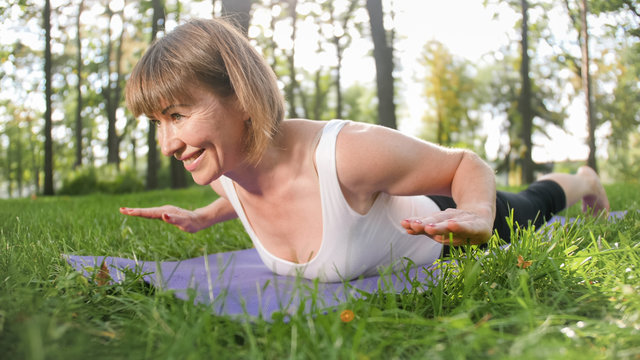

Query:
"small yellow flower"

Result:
[[340, 309, 355, 323], [517, 255, 533, 269]]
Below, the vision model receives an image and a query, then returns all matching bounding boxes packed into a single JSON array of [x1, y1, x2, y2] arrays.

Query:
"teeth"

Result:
[[183, 150, 204, 165]]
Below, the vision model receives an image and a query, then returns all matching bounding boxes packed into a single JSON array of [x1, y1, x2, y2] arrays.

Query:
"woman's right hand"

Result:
[[119, 205, 208, 233]]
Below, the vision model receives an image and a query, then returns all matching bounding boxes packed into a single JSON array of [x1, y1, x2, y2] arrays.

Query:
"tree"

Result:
[[596, 42, 640, 181], [366, 0, 396, 129], [169, 0, 188, 189], [146, 0, 165, 190], [484, 0, 565, 184], [43, 0, 54, 195], [563, 0, 598, 171], [221, 0, 252, 35], [74, 0, 84, 169], [284, 0, 301, 118], [591, 0, 640, 38], [420, 40, 480, 150], [518, 0, 535, 183], [327, 0, 359, 119], [579, 0, 597, 171], [103, 3, 128, 168]]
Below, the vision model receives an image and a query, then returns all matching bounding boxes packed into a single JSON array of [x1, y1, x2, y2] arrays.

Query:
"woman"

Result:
[[120, 19, 609, 282]]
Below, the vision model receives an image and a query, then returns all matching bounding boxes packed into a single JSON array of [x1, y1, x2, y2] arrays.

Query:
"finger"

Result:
[[402, 219, 423, 233], [162, 212, 185, 225], [162, 213, 198, 233], [120, 207, 164, 219]]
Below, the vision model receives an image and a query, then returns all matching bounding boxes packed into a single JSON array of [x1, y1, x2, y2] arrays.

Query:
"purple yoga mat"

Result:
[[65, 249, 440, 318], [64, 211, 626, 318]]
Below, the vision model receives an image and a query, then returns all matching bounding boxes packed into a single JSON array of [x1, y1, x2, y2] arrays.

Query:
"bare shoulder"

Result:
[[280, 119, 326, 139], [335, 121, 428, 170], [335, 121, 462, 196]]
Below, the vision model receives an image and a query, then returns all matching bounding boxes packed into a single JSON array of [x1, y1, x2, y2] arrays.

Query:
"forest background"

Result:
[[0, 0, 639, 199]]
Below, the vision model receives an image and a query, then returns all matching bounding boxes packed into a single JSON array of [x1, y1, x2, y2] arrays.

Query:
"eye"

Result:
[[150, 119, 160, 127], [170, 113, 185, 122]]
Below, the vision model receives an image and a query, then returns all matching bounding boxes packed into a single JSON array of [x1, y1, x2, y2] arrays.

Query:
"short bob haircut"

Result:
[[125, 18, 285, 165]]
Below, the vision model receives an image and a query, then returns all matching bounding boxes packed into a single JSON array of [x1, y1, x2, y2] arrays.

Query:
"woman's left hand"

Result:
[[401, 208, 494, 246]]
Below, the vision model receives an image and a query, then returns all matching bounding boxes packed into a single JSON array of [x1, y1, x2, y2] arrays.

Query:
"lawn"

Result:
[[1, 184, 639, 359]]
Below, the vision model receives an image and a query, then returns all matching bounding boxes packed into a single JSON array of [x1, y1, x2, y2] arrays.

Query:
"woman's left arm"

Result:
[[335, 122, 496, 245], [400, 150, 496, 245]]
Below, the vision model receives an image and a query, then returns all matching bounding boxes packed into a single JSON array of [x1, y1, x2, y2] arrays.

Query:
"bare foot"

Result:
[[577, 166, 610, 216]]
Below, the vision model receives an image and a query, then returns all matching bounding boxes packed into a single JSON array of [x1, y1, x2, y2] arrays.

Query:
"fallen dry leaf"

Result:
[[95, 261, 110, 286], [517, 255, 533, 269]]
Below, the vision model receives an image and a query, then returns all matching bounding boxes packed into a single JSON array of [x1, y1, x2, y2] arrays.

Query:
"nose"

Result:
[[158, 124, 184, 157]]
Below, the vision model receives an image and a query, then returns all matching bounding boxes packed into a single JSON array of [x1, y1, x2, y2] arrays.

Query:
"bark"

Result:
[[518, 0, 534, 184], [285, 0, 299, 118], [330, 0, 358, 120], [146, 0, 165, 190], [43, 0, 54, 195], [221, 0, 252, 35], [74, 0, 84, 168], [16, 126, 23, 197], [170, 0, 187, 188], [366, 0, 396, 129], [580, 0, 597, 171], [5, 135, 12, 197], [105, 8, 125, 168]]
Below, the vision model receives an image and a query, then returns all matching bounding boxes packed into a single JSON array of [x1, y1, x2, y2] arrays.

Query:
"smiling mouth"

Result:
[[183, 149, 204, 165]]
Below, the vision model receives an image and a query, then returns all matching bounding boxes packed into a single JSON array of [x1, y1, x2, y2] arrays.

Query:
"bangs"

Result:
[[125, 45, 192, 118], [125, 22, 234, 119]]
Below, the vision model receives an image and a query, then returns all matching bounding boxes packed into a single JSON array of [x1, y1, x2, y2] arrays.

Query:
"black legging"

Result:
[[428, 180, 566, 253]]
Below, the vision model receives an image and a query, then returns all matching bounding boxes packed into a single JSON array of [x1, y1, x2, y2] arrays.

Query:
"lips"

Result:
[[181, 149, 205, 171]]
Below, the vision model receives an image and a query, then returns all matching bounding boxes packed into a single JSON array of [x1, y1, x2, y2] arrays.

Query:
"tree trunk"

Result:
[[105, 9, 116, 165], [43, 0, 54, 195], [168, 0, 187, 189], [114, 10, 125, 169], [74, 0, 84, 169], [313, 69, 323, 120], [30, 128, 40, 195], [146, 0, 165, 190], [221, 0, 252, 35], [106, 8, 125, 168], [334, 36, 343, 119], [6, 135, 12, 198], [518, 0, 534, 184], [366, 0, 396, 129], [16, 126, 23, 197], [580, 0, 597, 171], [170, 159, 187, 188], [285, 0, 299, 119]]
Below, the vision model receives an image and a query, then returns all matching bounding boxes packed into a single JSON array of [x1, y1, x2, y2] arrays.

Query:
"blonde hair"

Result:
[[125, 18, 285, 164]]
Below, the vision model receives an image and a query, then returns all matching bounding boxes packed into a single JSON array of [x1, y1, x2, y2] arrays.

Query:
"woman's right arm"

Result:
[[119, 180, 238, 233]]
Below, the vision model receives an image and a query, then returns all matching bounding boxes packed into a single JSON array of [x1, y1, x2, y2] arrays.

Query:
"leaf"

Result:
[[517, 255, 533, 269], [95, 261, 110, 286]]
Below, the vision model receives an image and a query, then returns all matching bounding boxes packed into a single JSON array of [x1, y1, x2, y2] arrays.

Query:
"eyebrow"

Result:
[[160, 104, 191, 115]]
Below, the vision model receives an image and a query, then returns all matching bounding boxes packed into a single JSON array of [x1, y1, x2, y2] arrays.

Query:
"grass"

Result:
[[1, 184, 639, 359]]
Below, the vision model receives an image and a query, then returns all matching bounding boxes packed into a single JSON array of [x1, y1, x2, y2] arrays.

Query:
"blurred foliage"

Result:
[[59, 165, 144, 195], [1, 0, 639, 197]]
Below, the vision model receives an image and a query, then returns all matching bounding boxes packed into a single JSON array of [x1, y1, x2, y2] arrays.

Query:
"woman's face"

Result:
[[150, 85, 250, 185]]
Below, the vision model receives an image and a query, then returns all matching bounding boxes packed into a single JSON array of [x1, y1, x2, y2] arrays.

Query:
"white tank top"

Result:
[[220, 120, 443, 282]]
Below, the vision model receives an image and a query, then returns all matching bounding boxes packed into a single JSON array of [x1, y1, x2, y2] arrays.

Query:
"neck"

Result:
[[224, 136, 286, 196]]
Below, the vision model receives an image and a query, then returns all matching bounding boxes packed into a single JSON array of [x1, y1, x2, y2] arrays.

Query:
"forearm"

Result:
[[450, 151, 496, 223], [193, 197, 238, 228]]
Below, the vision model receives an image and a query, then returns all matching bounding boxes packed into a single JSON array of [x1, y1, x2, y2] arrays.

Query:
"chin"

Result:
[[191, 172, 220, 186]]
